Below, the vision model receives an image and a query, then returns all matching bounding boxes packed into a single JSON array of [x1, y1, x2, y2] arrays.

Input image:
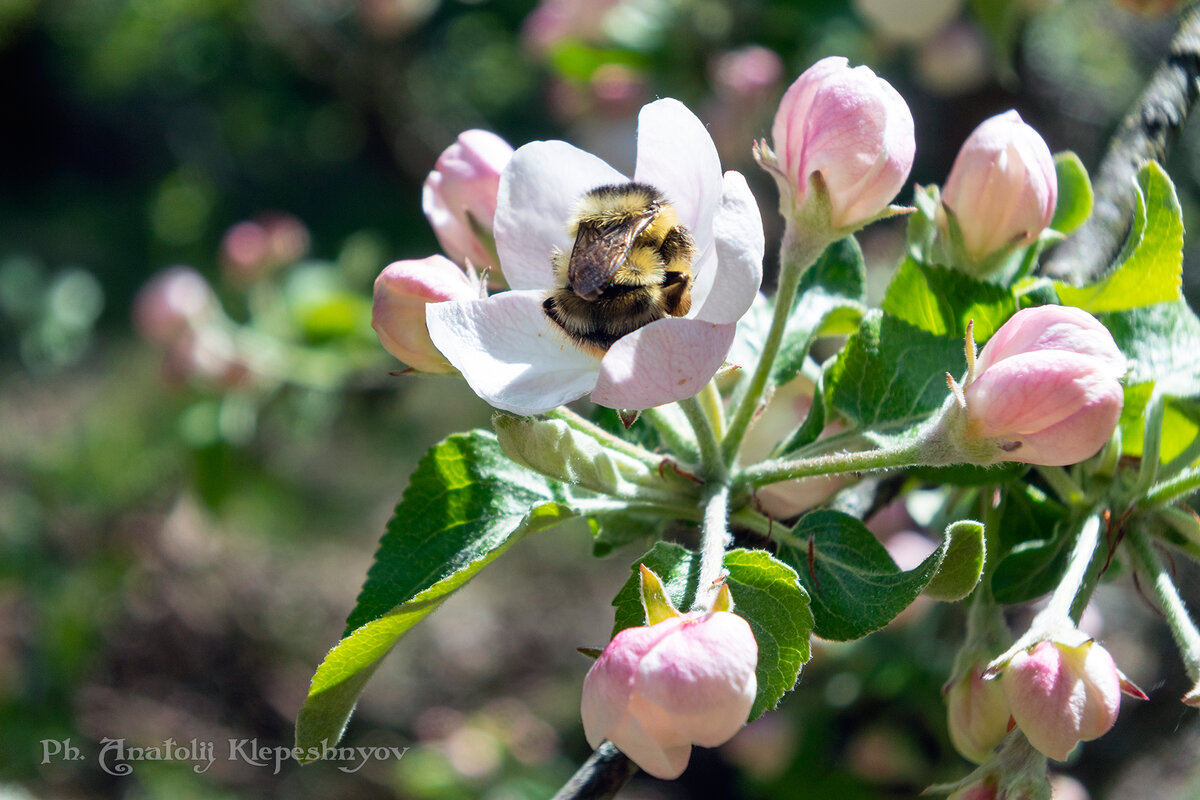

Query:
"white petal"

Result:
[[634, 98, 722, 257], [592, 319, 736, 410], [694, 171, 765, 323], [494, 141, 626, 290], [426, 290, 600, 415]]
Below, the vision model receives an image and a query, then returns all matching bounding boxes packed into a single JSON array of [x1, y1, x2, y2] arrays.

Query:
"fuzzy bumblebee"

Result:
[[543, 182, 696, 355]]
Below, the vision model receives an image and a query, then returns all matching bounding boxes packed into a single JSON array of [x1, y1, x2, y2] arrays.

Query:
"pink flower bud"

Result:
[[963, 306, 1125, 466], [945, 664, 1012, 763], [372, 256, 477, 373], [422, 130, 513, 270], [132, 266, 216, 344], [769, 56, 915, 230], [942, 111, 1057, 260], [580, 611, 758, 780], [1000, 639, 1121, 761]]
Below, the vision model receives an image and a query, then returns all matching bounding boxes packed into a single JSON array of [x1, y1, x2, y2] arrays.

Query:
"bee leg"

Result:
[[660, 271, 692, 317]]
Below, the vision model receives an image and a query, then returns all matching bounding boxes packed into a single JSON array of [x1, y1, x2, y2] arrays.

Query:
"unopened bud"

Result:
[[946, 664, 1012, 763], [581, 609, 758, 779], [941, 111, 1056, 262], [371, 256, 477, 373], [422, 130, 513, 271], [132, 266, 216, 344], [761, 56, 915, 232]]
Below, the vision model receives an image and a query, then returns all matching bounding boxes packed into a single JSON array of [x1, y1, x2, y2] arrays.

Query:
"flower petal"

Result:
[[634, 98, 723, 258], [592, 319, 736, 410], [693, 171, 765, 323], [494, 141, 626, 290], [426, 290, 600, 414]]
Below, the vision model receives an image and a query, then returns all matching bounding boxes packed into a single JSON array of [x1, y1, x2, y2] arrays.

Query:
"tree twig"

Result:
[[1043, 5, 1200, 282], [550, 743, 638, 800]]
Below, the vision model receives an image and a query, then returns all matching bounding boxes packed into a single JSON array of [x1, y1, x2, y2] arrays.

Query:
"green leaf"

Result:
[[777, 510, 984, 640], [610, 543, 813, 720], [296, 431, 575, 757], [925, 520, 987, 601], [589, 514, 662, 557], [1056, 162, 1182, 313], [1050, 152, 1093, 234], [990, 483, 1069, 604], [825, 311, 965, 429], [1101, 301, 1200, 460], [881, 258, 1017, 341]]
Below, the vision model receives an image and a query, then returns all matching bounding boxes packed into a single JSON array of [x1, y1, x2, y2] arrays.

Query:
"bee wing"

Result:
[[567, 211, 656, 301]]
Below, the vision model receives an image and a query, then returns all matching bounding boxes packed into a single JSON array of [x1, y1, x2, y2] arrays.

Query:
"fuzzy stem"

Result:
[[720, 230, 830, 465], [693, 482, 733, 612], [642, 406, 700, 463], [1036, 466, 1085, 507], [1139, 467, 1200, 509], [699, 380, 727, 440], [679, 396, 726, 484], [1127, 523, 1200, 683], [1046, 514, 1103, 624], [738, 438, 926, 489]]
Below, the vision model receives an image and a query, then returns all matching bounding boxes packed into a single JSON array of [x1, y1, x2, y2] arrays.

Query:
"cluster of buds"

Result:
[[581, 566, 759, 779]]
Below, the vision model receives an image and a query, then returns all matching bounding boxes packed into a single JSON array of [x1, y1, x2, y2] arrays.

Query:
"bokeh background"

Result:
[[2, 0, 1200, 797]]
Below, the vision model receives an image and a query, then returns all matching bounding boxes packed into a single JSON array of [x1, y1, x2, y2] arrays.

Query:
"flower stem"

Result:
[[551, 742, 637, 800], [679, 396, 726, 483], [1047, 513, 1103, 624], [642, 405, 700, 463], [699, 380, 726, 440], [738, 438, 926, 489], [1139, 467, 1200, 509], [1036, 466, 1085, 507], [1126, 523, 1200, 683], [693, 482, 732, 612], [720, 231, 830, 465]]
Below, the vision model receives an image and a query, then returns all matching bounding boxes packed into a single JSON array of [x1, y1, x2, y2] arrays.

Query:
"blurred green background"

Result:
[[2, 0, 1199, 797]]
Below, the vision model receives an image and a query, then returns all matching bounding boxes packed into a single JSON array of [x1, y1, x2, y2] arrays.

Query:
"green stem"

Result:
[[642, 406, 700, 463], [1127, 523, 1200, 682], [720, 231, 829, 465], [547, 407, 662, 468], [692, 482, 732, 612], [1036, 466, 1085, 507], [728, 507, 804, 549], [699, 380, 726, 440], [679, 396, 726, 483], [1139, 467, 1200, 509], [739, 438, 926, 489], [1045, 513, 1103, 624]]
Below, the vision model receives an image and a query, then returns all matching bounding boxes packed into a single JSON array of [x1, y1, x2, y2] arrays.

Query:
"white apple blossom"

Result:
[[426, 99, 765, 416]]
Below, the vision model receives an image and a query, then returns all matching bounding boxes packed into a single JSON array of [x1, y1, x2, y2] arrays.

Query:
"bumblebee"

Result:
[[542, 182, 696, 355]]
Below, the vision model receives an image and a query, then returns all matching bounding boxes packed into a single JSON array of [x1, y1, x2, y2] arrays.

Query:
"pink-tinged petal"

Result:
[[975, 306, 1125, 376], [604, 703, 694, 779], [582, 623, 673, 748], [965, 351, 1117, 437], [592, 319, 736, 410], [1003, 642, 1082, 761], [426, 290, 600, 414], [634, 98, 723, 251], [1072, 642, 1121, 741], [692, 171, 765, 323], [1012, 381, 1125, 465], [494, 140, 626, 290], [773, 57, 849, 193]]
